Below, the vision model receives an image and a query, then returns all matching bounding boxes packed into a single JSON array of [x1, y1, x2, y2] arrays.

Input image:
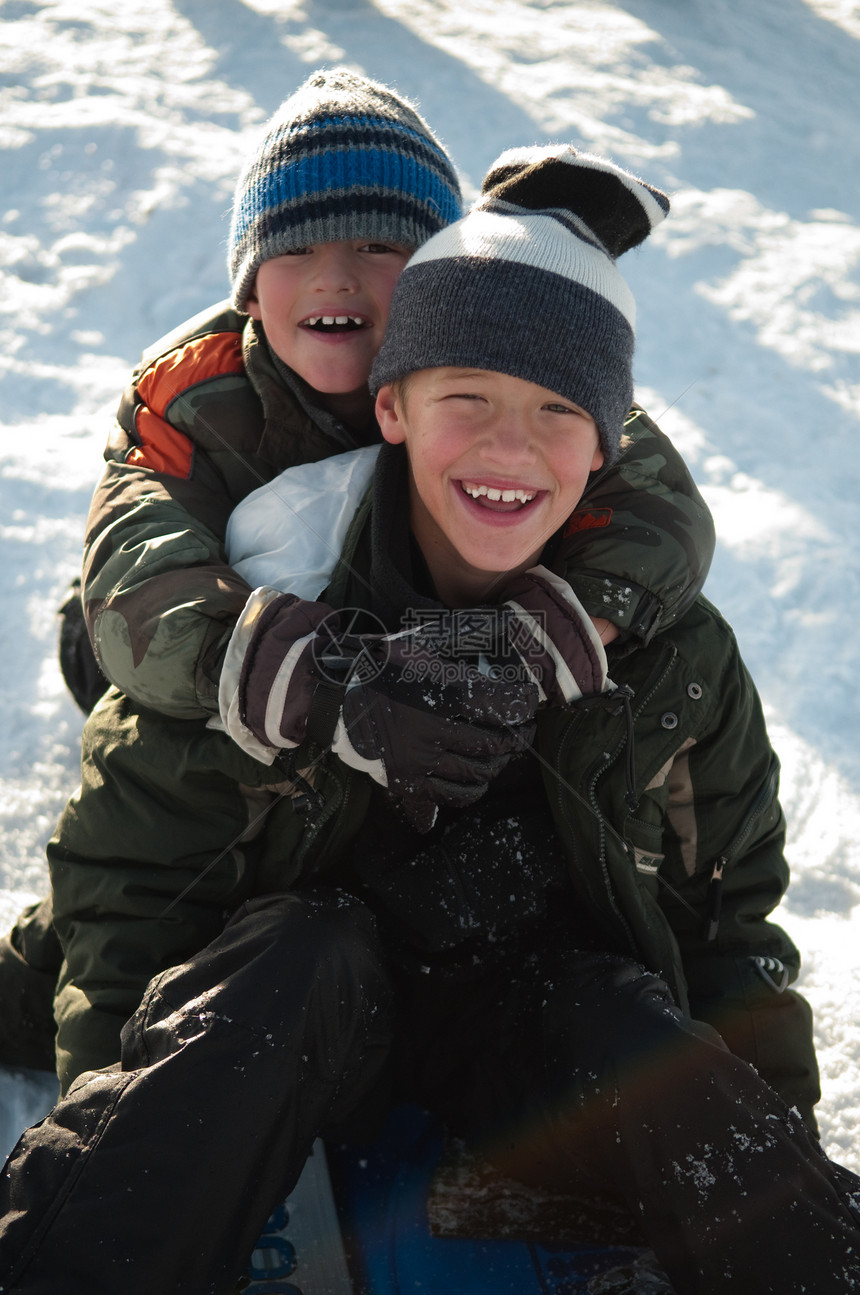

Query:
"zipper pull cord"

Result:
[[273, 752, 326, 817], [615, 684, 639, 813], [703, 857, 725, 942], [291, 770, 325, 816]]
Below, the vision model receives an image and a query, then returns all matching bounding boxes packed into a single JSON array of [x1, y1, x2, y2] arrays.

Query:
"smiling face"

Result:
[[246, 239, 411, 425], [376, 367, 604, 606]]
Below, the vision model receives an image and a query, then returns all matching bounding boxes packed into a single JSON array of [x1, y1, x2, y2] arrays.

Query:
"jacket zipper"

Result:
[[590, 644, 679, 952], [277, 746, 352, 880], [583, 744, 640, 956], [701, 754, 781, 942]]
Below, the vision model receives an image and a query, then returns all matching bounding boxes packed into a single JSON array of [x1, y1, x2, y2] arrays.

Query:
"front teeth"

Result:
[[304, 315, 364, 326], [463, 482, 537, 503]]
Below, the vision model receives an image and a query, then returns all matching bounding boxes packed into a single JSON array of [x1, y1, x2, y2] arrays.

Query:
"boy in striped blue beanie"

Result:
[[227, 68, 462, 430], [229, 67, 463, 311]]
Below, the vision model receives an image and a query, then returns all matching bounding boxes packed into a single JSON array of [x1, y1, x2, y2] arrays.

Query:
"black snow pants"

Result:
[[0, 888, 858, 1295]]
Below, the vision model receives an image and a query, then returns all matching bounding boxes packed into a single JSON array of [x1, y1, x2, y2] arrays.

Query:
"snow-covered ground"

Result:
[[1, 0, 859, 1168]]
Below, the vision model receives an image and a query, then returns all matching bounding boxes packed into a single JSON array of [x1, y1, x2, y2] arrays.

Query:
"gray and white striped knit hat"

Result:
[[370, 145, 669, 463], [228, 68, 463, 312]]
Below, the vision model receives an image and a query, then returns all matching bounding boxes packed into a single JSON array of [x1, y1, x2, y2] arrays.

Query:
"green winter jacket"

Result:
[[256, 463, 820, 1127]]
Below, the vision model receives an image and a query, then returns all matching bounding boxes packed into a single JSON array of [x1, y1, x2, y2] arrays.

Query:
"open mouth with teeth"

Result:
[[300, 315, 370, 332], [459, 480, 540, 512]]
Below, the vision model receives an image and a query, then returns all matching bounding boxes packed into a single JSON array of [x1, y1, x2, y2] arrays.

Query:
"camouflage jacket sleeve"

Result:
[[81, 304, 350, 719], [557, 406, 715, 643]]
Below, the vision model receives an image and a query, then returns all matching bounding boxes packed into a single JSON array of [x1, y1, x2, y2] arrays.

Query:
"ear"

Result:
[[375, 384, 406, 444], [590, 445, 604, 472], [245, 281, 262, 321]]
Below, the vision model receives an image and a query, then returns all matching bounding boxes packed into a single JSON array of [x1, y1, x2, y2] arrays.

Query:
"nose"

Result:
[[311, 244, 359, 293], [480, 408, 536, 464]]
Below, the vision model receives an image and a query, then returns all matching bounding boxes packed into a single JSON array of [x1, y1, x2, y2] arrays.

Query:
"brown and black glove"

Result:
[[500, 565, 614, 706]]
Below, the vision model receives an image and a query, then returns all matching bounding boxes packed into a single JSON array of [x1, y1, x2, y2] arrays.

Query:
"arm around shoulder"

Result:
[[558, 406, 715, 645], [81, 305, 272, 718]]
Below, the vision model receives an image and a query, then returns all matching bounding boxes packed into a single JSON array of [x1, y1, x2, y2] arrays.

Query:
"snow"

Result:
[[1, 0, 859, 1169]]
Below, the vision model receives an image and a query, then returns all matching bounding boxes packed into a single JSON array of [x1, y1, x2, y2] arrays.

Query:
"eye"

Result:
[[359, 242, 409, 255], [544, 401, 593, 422]]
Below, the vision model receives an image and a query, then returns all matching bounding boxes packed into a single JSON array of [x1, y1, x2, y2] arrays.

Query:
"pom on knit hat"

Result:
[[370, 145, 669, 463], [228, 68, 463, 311]]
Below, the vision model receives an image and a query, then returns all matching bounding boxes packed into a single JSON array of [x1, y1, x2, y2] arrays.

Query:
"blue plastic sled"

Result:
[[244, 1105, 646, 1294]]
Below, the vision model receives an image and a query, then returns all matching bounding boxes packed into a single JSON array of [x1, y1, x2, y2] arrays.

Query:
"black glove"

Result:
[[327, 624, 538, 830]]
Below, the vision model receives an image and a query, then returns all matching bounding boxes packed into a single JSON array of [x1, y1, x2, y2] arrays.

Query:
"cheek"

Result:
[[545, 453, 596, 517], [558, 442, 601, 487], [266, 261, 303, 300], [405, 449, 456, 525], [251, 287, 286, 331], [412, 428, 466, 493], [409, 449, 446, 505], [376, 276, 403, 327]]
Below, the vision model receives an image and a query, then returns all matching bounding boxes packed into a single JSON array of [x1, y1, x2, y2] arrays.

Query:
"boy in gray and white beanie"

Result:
[[372, 144, 669, 463]]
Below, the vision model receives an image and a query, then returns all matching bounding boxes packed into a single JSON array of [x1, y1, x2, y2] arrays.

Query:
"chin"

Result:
[[457, 553, 536, 592], [467, 541, 541, 573]]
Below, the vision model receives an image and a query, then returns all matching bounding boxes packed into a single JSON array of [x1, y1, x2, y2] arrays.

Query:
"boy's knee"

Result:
[[542, 951, 727, 1085], [544, 950, 670, 1028], [135, 889, 390, 1053], [224, 888, 385, 983]]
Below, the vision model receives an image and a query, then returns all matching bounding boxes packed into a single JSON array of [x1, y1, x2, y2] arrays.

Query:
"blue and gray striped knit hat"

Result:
[[229, 68, 463, 311], [371, 145, 669, 463]]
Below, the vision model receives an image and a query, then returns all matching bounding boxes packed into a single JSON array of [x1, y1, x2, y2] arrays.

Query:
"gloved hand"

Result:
[[234, 591, 539, 831], [328, 625, 538, 831], [500, 565, 614, 706]]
